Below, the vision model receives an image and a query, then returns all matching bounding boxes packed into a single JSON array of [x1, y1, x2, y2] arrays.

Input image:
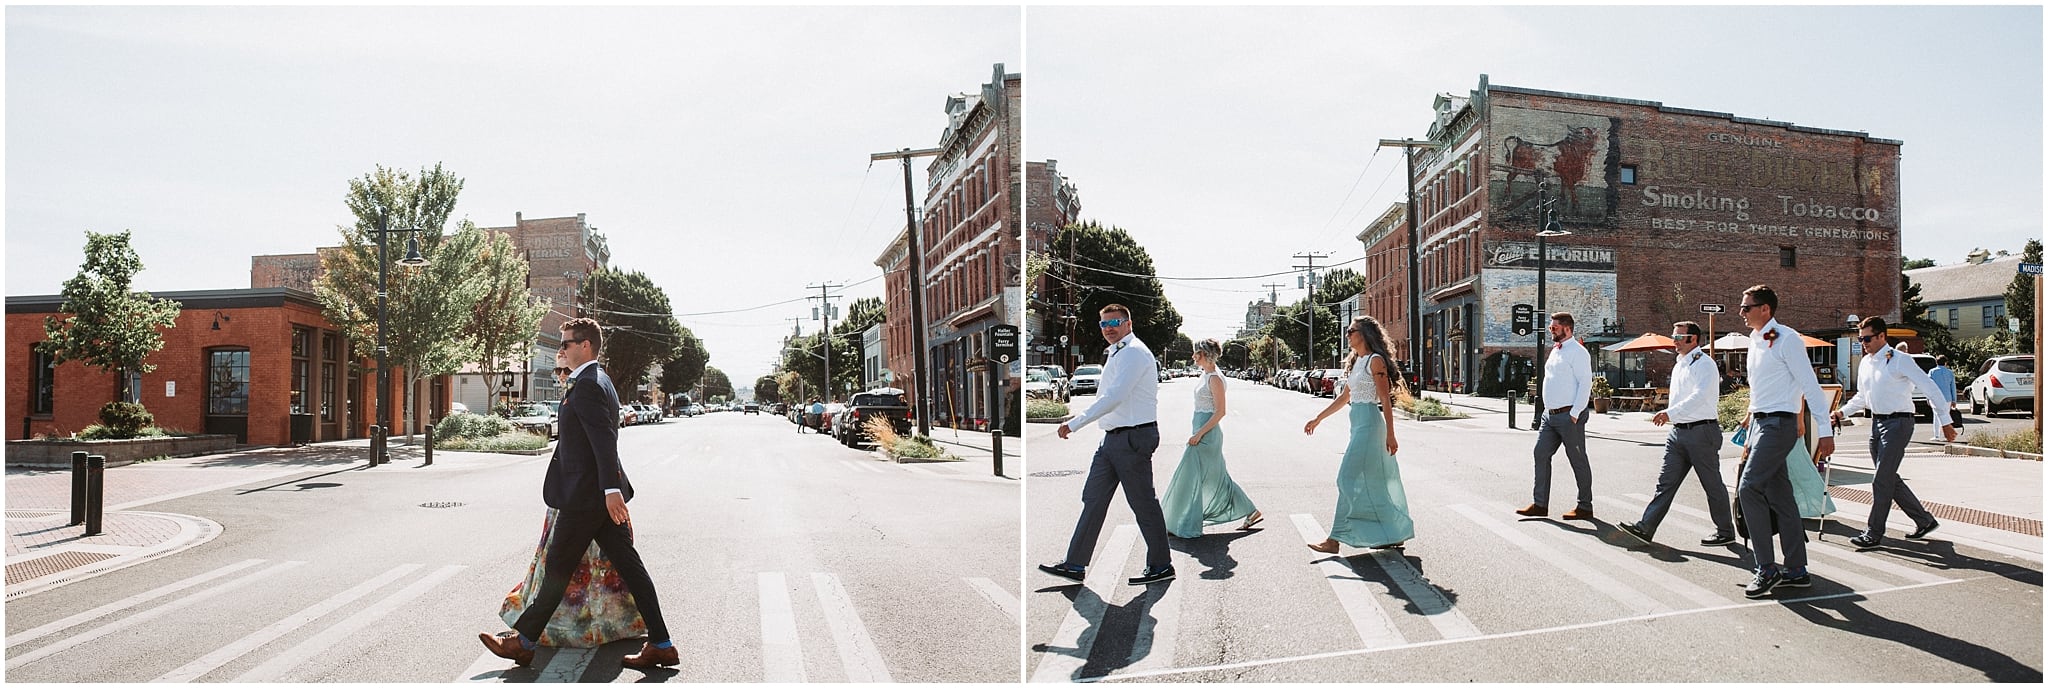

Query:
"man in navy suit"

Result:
[[480, 318, 677, 669]]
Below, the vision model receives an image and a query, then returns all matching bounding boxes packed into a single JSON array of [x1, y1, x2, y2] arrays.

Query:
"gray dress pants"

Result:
[[1737, 414, 1807, 573], [1064, 425, 1172, 571], [1636, 422, 1733, 537], [1866, 415, 1933, 536], [1533, 408, 1594, 510]]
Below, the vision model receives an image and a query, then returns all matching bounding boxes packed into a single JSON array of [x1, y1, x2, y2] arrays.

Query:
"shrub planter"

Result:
[[1402, 411, 1465, 422], [6, 435, 238, 468], [1027, 414, 1074, 425]]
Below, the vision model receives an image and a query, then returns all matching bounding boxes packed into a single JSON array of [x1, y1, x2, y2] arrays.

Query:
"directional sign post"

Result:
[[1700, 304, 1724, 354], [2021, 263, 2042, 276], [988, 325, 1019, 477], [1512, 304, 1536, 337]]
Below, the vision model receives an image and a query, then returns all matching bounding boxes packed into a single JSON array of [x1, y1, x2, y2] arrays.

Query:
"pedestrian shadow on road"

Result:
[[1819, 521, 2045, 588], [1029, 581, 1172, 681], [1317, 551, 1465, 621], [1782, 594, 2043, 682], [1169, 530, 1255, 580]]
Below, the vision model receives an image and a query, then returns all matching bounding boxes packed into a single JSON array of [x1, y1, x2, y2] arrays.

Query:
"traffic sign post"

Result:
[[1512, 304, 1535, 337], [988, 325, 1019, 477], [1700, 303, 1725, 355], [2020, 262, 2041, 276]]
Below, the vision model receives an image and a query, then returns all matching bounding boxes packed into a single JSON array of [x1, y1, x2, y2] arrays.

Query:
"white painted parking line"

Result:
[[758, 572, 809, 683], [811, 573, 894, 682], [233, 564, 465, 682], [6, 560, 305, 670], [1444, 504, 1668, 617], [1289, 514, 1406, 649], [1030, 524, 1139, 683], [1369, 551, 1482, 640], [6, 558, 267, 648], [1481, 499, 1735, 610], [1618, 493, 1945, 587], [964, 577, 1020, 622], [153, 563, 422, 682], [535, 647, 595, 683]]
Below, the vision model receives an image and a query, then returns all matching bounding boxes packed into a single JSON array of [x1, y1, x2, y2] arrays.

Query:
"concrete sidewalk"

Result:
[[904, 426, 1022, 480]]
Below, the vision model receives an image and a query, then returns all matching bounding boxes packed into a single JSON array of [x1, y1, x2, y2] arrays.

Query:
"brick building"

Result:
[[1025, 159, 1082, 367], [252, 212, 612, 408], [1355, 203, 1412, 360], [874, 226, 917, 408], [918, 63, 1022, 430], [9, 288, 407, 446], [1374, 75, 1902, 394]]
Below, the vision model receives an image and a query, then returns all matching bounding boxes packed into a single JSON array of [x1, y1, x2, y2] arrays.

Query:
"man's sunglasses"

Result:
[[1857, 334, 1880, 343], [1671, 334, 1694, 341], [1099, 319, 1127, 328], [561, 338, 591, 347], [1737, 303, 1765, 312]]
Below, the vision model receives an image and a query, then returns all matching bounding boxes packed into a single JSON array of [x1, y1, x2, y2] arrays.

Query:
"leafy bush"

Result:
[[78, 424, 169, 440], [1027, 399, 1069, 419], [1718, 387, 1751, 431], [888, 434, 956, 461], [1968, 428, 2041, 454], [435, 412, 514, 441], [437, 430, 548, 452], [1590, 376, 1614, 399], [1396, 394, 1467, 419], [97, 402, 154, 437]]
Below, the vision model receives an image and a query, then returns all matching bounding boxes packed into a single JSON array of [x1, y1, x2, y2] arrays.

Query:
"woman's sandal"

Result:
[[1239, 511, 1264, 530], [1305, 539, 1340, 554]]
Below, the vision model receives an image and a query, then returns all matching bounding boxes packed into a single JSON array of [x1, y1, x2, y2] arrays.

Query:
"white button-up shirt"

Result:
[[1745, 318, 1834, 438], [1065, 332, 1160, 432], [1663, 348, 1720, 425], [1840, 344, 1954, 425], [1542, 337, 1593, 417]]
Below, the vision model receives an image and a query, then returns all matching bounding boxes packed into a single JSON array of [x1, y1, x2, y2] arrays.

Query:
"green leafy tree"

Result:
[[838, 296, 885, 337], [1265, 299, 1339, 368], [656, 330, 709, 399], [1163, 333, 1193, 367], [1220, 337, 1254, 370], [1248, 333, 1293, 372], [314, 164, 487, 440], [578, 266, 684, 395], [776, 370, 808, 404], [2005, 238, 2040, 352], [1315, 268, 1365, 306], [701, 366, 735, 400], [1051, 221, 1183, 359], [1903, 257, 1937, 270], [468, 229, 550, 393], [778, 330, 860, 401], [40, 230, 183, 406], [753, 374, 784, 405], [1902, 267, 1961, 365]]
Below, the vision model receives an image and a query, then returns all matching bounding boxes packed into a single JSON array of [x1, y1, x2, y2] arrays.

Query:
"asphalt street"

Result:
[[1025, 376, 2043, 682], [6, 411, 1020, 682]]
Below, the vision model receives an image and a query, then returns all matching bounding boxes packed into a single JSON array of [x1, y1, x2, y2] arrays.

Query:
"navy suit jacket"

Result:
[[544, 363, 634, 510]]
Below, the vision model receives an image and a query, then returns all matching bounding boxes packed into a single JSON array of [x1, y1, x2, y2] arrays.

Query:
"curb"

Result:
[[1027, 415, 1074, 425], [5, 510, 223, 600], [1944, 444, 2045, 461]]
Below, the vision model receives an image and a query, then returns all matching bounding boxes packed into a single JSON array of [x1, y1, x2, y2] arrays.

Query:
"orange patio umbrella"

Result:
[[1603, 332, 1678, 353]]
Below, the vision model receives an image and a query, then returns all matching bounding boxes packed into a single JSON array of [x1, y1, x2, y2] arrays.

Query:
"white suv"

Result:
[[1968, 355, 2035, 417]]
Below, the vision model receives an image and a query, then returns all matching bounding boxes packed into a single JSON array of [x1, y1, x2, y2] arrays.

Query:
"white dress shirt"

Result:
[[1840, 344, 1954, 425], [1744, 318, 1834, 438], [1065, 332, 1160, 432], [1542, 337, 1593, 417], [1662, 348, 1720, 424]]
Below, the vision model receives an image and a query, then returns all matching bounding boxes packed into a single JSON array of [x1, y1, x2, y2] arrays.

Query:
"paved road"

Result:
[[1026, 377, 2043, 682], [6, 412, 1020, 682]]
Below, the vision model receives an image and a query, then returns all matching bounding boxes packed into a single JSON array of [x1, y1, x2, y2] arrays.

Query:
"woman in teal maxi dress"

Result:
[[1160, 339, 1262, 537], [1303, 316, 1415, 553]]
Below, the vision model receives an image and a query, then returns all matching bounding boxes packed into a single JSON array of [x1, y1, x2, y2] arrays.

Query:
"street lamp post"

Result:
[[371, 217, 428, 467], [1532, 181, 1572, 432]]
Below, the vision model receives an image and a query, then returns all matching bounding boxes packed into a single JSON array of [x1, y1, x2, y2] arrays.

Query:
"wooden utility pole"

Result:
[[872, 147, 943, 435]]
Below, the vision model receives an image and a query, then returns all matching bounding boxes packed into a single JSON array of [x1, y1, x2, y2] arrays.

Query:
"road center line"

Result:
[[1289, 514, 1406, 649], [758, 572, 809, 683], [6, 558, 267, 648], [6, 560, 305, 670], [810, 572, 894, 682], [1029, 523, 1139, 683], [153, 563, 423, 682], [233, 564, 465, 682]]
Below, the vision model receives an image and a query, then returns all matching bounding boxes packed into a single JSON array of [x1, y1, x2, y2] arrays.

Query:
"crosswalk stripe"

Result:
[[233, 564, 465, 682], [963, 577, 1020, 622], [1479, 500, 1734, 610], [810, 573, 894, 682], [452, 650, 513, 682], [1289, 514, 1407, 648], [1619, 493, 1946, 587], [1444, 504, 1668, 617], [6, 560, 305, 670], [758, 572, 809, 683], [1368, 551, 1482, 640], [536, 647, 595, 683], [1121, 563, 1181, 673], [152, 563, 423, 682], [1029, 524, 1139, 683], [1596, 494, 1894, 593], [899, 464, 937, 476], [5, 558, 267, 649]]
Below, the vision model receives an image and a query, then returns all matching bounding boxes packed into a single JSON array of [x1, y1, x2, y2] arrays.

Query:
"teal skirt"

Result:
[[1328, 403, 1414, 548], [1786, 430, 1837, 519], [1160, 411, 1258, 538]]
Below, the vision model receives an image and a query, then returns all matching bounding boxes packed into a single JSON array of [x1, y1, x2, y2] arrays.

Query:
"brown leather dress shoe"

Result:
[[478, 631, 535, 666], [622, 641, 680, 669], [1514, 504, 1547, 517], [1561, 507, 1594, 521]]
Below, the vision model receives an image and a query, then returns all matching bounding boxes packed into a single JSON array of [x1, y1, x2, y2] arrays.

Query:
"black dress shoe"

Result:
[[1127, 565, 1175, 585], [1849, 533, 1883, 551], [1908, 520, 1940, 539], [1616, 522, 1653, 544], [1744, 568, 1784, 599], [1699, 533, 1737, 547], [1781, 572, 1813, 588], [1037, 562, 1086, 582]]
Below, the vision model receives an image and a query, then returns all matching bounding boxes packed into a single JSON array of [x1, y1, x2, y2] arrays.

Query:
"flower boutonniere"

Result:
[[1762, 329, 1779, 348]]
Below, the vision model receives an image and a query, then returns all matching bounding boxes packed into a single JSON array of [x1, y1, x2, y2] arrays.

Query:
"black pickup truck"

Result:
[[833, 388, 913, 448]]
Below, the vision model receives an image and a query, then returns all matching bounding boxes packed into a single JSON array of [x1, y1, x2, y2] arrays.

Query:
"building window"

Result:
[[1620, 165, 1637, 185], [29, 345, 55, 415], [291, 327, 311, 414], [207, 349, 251, 416], [322, 333, 340, 422], [1985, 304, 2007, 329], [1779, 246, 1796, 268], [1949, 308, 1959, 329]]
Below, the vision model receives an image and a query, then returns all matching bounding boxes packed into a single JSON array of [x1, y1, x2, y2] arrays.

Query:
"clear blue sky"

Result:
[[1026, 5, 2044, 342], [7, 5, 1021, 383]]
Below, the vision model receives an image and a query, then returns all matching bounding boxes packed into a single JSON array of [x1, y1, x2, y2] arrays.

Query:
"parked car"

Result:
[[1315, 368, 1344, 397], [636, 403, 664, 424], [617, 405, 636, 427], [1026, 366, 1069, 402], [1902, 353, 1941, 422], [744, 402, 761, 415], [448, 401, 471, 415], [508, 402, 556, 438], [1071, 365, 1104, 395], [1969, 354, 2035, 417], [809, 403, 846, 433], [833, 388, 913, 448]]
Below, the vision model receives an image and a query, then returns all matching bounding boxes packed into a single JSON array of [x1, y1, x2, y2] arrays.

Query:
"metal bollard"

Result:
[[369, 425, 383, 467], [1507, 391, 1518, 430], [424, 426, 434, 466], [84, 454, 106, 536], [70, 451, 89, 525]]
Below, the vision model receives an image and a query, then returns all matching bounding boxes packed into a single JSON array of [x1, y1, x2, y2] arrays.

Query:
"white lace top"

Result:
[[1347, 354, 1380, 405], [1192, 370, 1222, 413]]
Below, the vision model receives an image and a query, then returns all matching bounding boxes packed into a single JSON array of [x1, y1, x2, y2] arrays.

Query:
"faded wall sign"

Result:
[[1490, 106, 1617, 224]]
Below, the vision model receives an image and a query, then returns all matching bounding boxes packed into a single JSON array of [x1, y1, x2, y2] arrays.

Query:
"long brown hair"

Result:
[[1343, 315, 1409, 401]]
